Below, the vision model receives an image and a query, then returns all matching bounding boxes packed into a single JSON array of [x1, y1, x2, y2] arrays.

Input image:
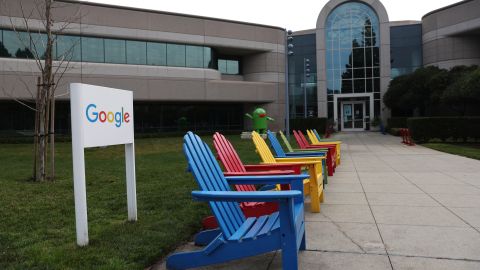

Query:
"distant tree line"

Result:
[[384, 65, 480, 117]]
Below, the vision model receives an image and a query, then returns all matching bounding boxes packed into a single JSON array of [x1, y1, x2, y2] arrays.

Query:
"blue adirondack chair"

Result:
[[267, 130, 329, 185], [166, 132, 308, 270]]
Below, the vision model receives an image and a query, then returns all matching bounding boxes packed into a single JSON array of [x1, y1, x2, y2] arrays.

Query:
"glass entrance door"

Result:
[[341, 101, 365, 131]]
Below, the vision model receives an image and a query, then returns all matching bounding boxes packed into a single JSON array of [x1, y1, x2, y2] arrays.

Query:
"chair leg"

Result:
[[281, 239, 299, 270], [322, 160, 328, 185], [300, 232, 306, 251], [327, 155, 334, 176], [308, 165, 321, 213]]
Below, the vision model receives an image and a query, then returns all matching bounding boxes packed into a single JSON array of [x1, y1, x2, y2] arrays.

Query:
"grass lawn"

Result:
[[422, 143, 480, 160], [0, 135, 260, 270]]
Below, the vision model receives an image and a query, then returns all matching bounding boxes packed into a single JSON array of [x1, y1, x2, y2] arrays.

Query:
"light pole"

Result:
[[303, 58, 310, 118], [285, 29, 294, 139]]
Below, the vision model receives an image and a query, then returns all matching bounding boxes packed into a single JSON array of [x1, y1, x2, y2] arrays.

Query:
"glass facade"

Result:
[[0, 29, 232, 72], [288, 34, 317, 118], [0, 101, 244, 133], [390, 24, 422, 78], [134, 102, 244, 132], [325, 2, 381, 120]]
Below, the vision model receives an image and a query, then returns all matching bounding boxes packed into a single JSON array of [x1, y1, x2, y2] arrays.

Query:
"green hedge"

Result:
[[387, 117, 408, 129], [407, 117, 480, 142], [289, 118, 327, 134]]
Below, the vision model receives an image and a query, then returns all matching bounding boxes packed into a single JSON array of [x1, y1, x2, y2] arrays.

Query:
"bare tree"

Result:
[[1, 0, 81, 181]]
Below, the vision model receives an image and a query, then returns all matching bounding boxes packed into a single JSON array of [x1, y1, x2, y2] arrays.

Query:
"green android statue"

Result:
[[245, 108, 274, 134]]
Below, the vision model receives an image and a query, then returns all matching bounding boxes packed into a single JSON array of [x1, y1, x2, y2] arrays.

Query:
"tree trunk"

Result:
[[49, 95, 55, 180], [38, 102, 46, 181], [33, 77, 41, 180]]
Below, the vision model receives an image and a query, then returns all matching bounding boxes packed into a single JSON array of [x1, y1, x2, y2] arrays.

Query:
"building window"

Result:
[[126, 40, 146, 65], [0, 29, 215, 70], [147, 42, 166, 66], [56, 35, 81, 61], [81, 37, 104, 63], [390, 24, 422, 78], [30, 32, 47, 59], [166, 44, 186, 67], [203, 47, 212, 68], [3, 30, 33, 58], [325, 2, 380, 95], [218, 59, 240, 74], [325, 2, 382, 121], [104, 38, 126, 64], [186, 45, 204, 68]]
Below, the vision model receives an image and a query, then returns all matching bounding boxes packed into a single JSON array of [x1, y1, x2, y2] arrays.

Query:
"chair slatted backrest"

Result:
[[307, 130, 320, 144], [251, 131, 277, 163], [313, 129, 322, 140], [278, 131, 294, 152], [213, 132, 256, 192], [297, 130, 314, 146], [293, 130, 309, 148], [213, 132, 247, 173], [184, 132, 245, 238], [266, 130, 287, 157]]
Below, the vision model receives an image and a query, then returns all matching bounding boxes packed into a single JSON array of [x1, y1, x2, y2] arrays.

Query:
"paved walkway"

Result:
[[154, 132, 480, 270]]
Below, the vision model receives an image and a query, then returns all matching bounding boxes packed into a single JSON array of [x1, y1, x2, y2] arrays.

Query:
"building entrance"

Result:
[[341, 101, 365, 131]]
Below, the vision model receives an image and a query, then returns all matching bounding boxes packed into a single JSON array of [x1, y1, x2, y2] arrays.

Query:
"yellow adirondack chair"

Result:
[[251, 131, 325, 212], [306, 129, 342, 165]]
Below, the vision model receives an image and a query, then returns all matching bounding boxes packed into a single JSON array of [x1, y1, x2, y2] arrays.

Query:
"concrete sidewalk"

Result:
[[154, 132, 480, 270]]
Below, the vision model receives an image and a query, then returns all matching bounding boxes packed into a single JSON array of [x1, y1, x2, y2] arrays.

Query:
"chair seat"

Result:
[[228, 203, 304, 243]]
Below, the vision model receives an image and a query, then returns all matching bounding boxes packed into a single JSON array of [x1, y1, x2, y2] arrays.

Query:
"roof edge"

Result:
[[422, 0, 475, 19], [58, 0, 285, 31]]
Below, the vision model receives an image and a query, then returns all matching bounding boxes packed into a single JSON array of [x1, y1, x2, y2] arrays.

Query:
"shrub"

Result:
[[290, 118, 327, 134], [388, 128, 402, 136], [387, 117, 408, 129], [407, 117, 480, 142]]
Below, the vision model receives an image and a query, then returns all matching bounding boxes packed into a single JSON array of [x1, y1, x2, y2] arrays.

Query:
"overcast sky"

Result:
[[84, 0, 461, 30]]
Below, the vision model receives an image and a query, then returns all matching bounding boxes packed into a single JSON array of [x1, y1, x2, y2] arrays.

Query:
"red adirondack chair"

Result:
[[198, 132, 304, 229], [293, 130, 337, 171]]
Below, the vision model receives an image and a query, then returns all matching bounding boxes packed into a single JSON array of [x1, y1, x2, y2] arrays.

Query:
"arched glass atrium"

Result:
[[325, 2, 382, 124]]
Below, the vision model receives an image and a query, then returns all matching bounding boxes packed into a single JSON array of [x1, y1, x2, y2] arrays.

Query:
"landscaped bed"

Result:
[[422, 143, 480, 160], [0, 135, 259, 269]]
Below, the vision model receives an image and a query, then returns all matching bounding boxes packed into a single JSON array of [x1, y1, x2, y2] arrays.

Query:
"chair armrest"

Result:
[[244, 164, 302, 173], [273, 157, 325, 164], [191, 190, 302, 202], [311, 142, 340, 146], [285, 152, 326, 157], [223, 170, 295, 177], [304, 145, 332, 150], [225, 174, 309, 185], [315, 140, 342, 143], [292, 148, 328, 152]]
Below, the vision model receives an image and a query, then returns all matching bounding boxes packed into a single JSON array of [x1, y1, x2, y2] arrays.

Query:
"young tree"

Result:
[[383, 66, 446, 116], [1, 0, 80, 181]]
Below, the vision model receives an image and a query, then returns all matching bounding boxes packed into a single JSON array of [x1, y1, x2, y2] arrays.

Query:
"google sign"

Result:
[[70, 83, 137, 246], [85, 104, 130, 127]]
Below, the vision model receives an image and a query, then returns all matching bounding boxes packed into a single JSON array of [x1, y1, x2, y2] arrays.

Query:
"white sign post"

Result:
[[70, 83, 137, 246]]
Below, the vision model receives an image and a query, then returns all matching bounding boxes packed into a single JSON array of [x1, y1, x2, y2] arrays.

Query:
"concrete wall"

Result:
[[0, 0, 286, 130], [422, 0, 480, 68]]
